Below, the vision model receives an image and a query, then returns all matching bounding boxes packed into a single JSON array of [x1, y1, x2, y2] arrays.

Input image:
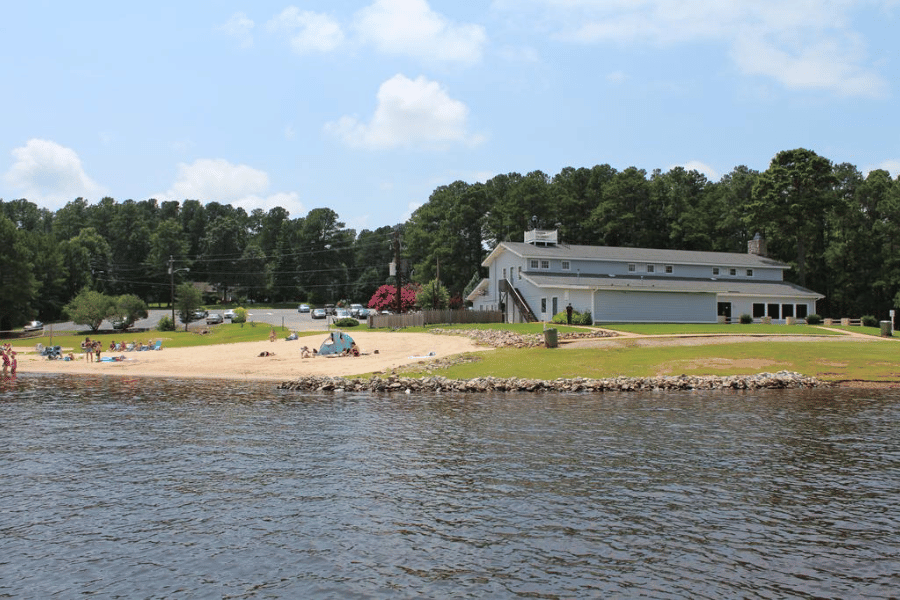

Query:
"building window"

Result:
[[628, 264, 636, 272], [562, 261, 570, 270], [782, 304, 794, 318], [746, 269, 754, 277], [530, 259, 539, 269], [665, 265, 673, 274], [797, 304, 808, 318], [541, 260, 550, 269], [768, 303, 780, 319], [729, 268, 737, 276], [502, 268, 506, 280], [541, 298, 547, 313], [712, 267, 720, 276], [518, 266, 522, 280], [646, 265, 655, 273], [753, 303, 765, 318]]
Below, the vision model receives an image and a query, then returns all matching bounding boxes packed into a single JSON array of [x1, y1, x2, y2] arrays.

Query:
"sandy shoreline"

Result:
[[12, 329, 898, 387], [15, 331, 492, 382]]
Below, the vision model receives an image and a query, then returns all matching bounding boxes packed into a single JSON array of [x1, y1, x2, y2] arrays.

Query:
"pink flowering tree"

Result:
[[368, 284, 419, 313]]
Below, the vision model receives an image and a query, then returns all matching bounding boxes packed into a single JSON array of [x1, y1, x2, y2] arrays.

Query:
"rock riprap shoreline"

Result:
[[279, 371, 826, 393], [428, 328, 614, 347]]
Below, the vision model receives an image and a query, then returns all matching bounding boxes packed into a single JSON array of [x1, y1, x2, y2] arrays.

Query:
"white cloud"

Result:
[[870, 159, 900, 178], [4, 139, 106, 208], [400, 200, 423, 222], [502, 0, 888, 97], [218, 12, 255, 49], [671, 160, 720, 181], [324, 74, 485, 149], [154, 158, 303, 215], [354, 0, 487, 64], [267, 7, 344, 54], [731, 31, 888, 97], [606, 70, 627, 84]]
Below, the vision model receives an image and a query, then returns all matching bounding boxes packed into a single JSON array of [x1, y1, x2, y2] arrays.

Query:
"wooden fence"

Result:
[[368, 309, 503, 329]]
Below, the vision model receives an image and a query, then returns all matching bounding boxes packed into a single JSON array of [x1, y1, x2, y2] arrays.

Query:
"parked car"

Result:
[[223, 309, 236, 320], [206, 313, 224, 325], [350, 303, 364, 317], [357, 308, 371, 318], [311, 308, 326, 319], [335, 308, 351, 319], [324, 303, 336, 316], [192, 309, 208, 320], [111, 319, 128, 330], [298, 304, 310, 313], [23, 320, 43, 332]]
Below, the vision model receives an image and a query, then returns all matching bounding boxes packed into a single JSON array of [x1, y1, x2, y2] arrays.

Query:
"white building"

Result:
[[467, 230, 823, 324]]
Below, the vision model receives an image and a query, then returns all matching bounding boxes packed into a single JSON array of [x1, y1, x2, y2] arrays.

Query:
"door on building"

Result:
[[717, 302, 732, 321]]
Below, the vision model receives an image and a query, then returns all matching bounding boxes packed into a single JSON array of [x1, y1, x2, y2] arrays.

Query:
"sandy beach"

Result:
[[15, 331, 492, 382]]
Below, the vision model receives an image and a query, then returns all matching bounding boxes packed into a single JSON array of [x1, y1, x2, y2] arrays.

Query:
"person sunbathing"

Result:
[[258, 351, 275, 357]]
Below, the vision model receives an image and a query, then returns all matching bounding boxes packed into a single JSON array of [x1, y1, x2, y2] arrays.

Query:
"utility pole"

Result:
[[169, 255, 175, 327], [169, 255, 189, 328], [393, 229, 402, 314]]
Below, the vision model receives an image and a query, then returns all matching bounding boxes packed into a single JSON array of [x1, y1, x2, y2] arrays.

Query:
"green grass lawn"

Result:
[[596, 323, 844, 336], [399, 338, 900, 383], [5, 323, 320, 351], [820, 325, 892, 337]]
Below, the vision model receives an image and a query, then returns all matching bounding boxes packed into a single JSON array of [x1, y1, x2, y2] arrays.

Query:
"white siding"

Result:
[[593, 291, 717, 323]]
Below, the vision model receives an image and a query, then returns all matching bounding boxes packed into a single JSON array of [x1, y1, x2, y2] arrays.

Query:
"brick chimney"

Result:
[[748, 233, 767, 257]]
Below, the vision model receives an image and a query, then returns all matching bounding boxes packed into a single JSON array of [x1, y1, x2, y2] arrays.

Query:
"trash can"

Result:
[[544, 327, 558, 348], [880, 320, 893, 337]]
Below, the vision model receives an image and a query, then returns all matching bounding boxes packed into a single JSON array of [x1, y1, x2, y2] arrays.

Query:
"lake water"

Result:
[[2, 374, 899, 599]]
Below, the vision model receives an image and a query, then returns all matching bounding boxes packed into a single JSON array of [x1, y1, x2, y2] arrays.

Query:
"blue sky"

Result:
[[2, 0, 898, 232]]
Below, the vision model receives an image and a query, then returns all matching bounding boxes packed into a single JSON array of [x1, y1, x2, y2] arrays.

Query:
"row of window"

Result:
[[753, 303, 807, 319], [524, 259, 754, 278]]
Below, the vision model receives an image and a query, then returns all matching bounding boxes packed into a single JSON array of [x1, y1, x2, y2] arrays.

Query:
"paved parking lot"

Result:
[[45, 307, 347, 334]]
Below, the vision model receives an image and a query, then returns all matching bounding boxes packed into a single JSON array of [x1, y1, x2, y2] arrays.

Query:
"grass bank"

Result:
[[399, 338, 899, 383], [6, 323, 319, 351]]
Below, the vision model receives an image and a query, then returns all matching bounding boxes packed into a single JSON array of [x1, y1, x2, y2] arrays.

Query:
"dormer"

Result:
[[524, 229, 558, 247]]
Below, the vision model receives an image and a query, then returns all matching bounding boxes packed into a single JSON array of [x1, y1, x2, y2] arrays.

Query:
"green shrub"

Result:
[[551, 310, 592, 325], [739, 314, 753, 324], [805, 314, 822, 325], [232, 307, 248, 324], [156, 315, 175, 331], [334, 317, 359, 328], [862, 315, 878, 327]]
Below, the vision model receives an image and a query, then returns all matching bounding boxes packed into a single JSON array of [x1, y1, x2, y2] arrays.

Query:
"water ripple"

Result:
[[1, 375, 899, 598]]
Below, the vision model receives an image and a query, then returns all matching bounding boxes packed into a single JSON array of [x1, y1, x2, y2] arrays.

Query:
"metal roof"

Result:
[[484, 241, 790, 269], [523, 272, 823, 299]]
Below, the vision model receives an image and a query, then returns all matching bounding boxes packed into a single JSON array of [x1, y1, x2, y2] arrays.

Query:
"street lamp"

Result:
[[169, 255, 190, 327]]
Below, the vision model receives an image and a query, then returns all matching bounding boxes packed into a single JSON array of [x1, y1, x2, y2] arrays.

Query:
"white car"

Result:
[[23, 320, 44, 332], [224, 309, 236, 320]]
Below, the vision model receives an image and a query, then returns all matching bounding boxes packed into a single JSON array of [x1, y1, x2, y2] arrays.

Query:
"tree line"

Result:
[[1, 148, 897, 330]]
